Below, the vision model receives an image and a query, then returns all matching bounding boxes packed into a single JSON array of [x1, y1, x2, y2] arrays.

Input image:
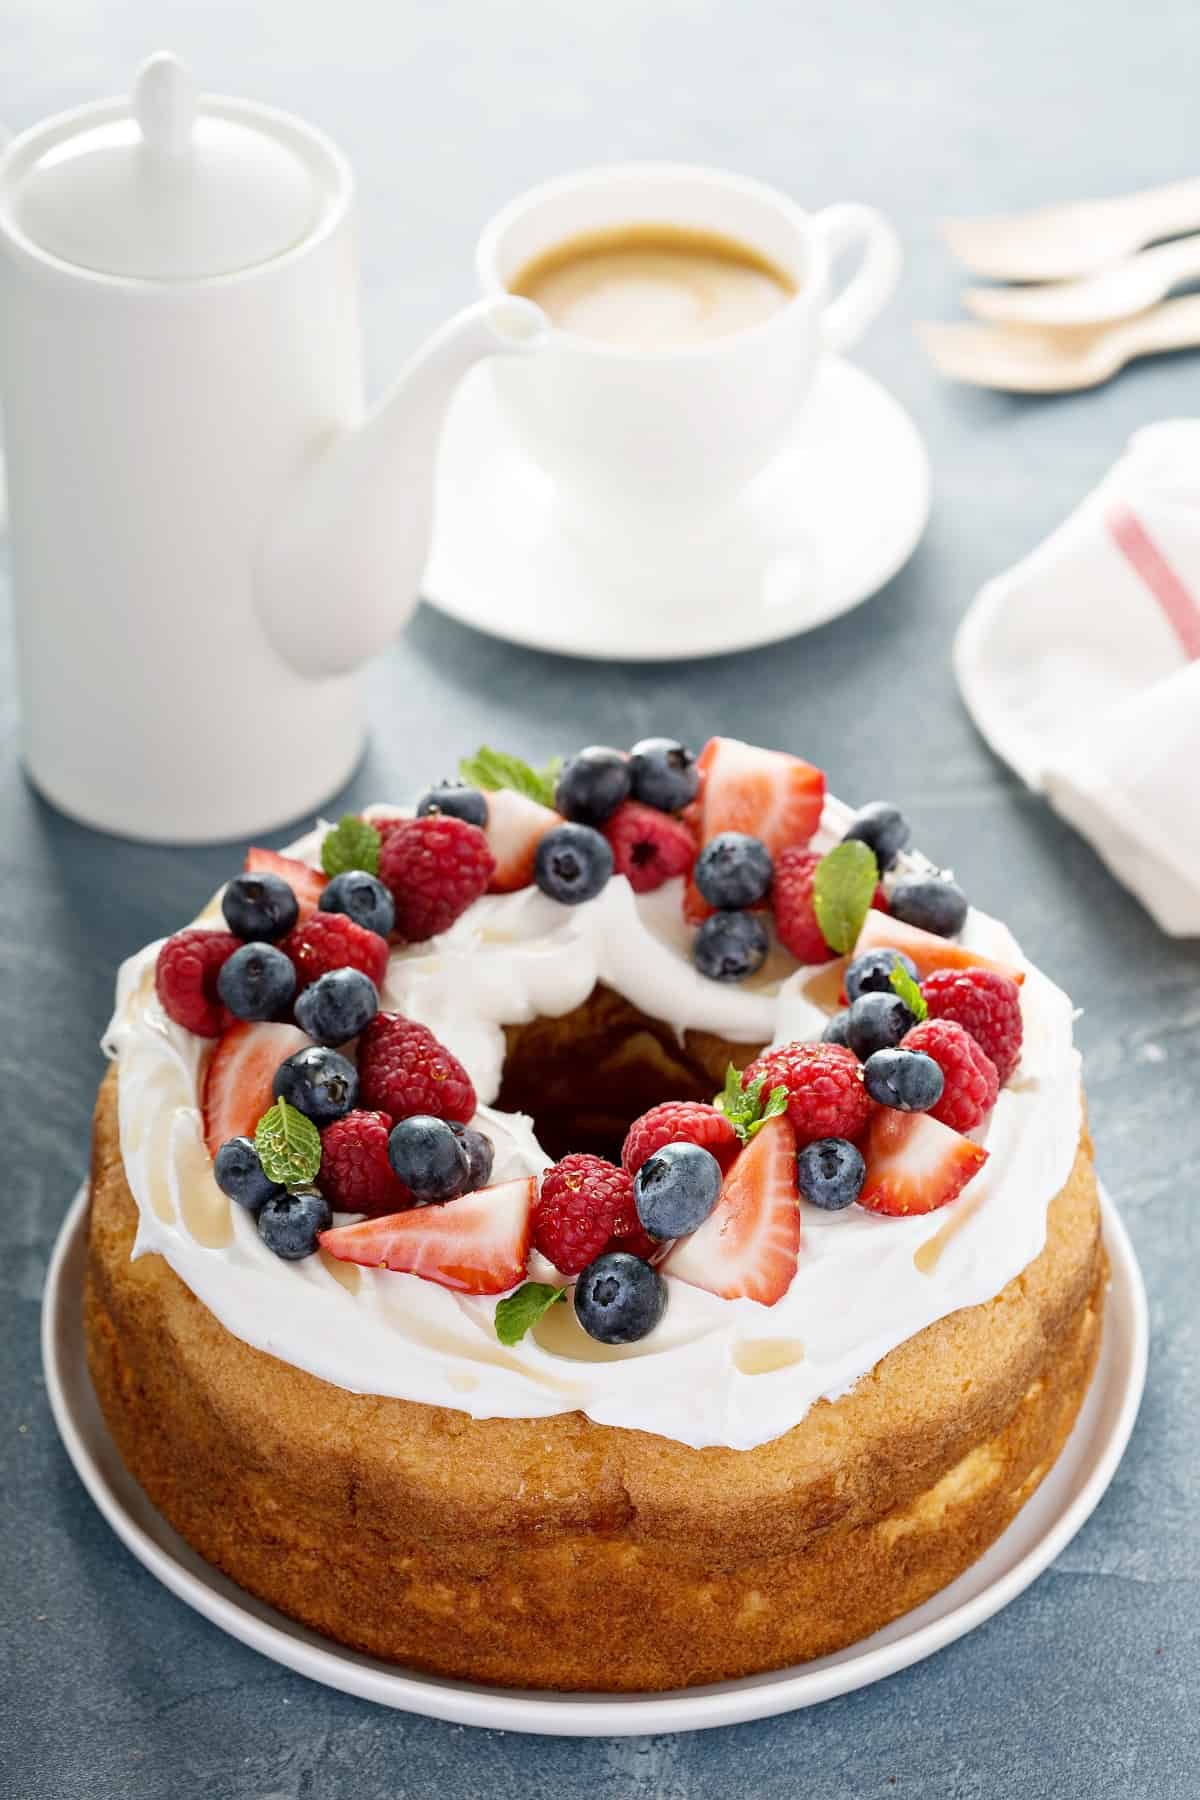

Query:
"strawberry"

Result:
[[684, 736, 826, 920], [244, 847, 327, 923], [602, 802, 697, 894], [661, 1114, 799, 1305], [201, 1020, 311, 1157], [771, 847, 834, 965], [852, 909, 1025, 987], [694, 736, 825, 851], [319, 1176, 535, 1294], [857, 1108, 988, 1217], [484, 788, 563, 893]]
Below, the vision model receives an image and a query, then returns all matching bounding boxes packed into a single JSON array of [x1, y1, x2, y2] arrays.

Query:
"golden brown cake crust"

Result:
[[84, 1066, 1105, 1690]]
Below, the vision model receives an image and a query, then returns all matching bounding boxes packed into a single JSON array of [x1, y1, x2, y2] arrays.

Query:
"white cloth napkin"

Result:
[[955, 420, 1200, 936]]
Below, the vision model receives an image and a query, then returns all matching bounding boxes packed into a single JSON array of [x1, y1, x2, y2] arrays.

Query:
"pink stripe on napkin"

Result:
[[1107, 501, 1200, 661]]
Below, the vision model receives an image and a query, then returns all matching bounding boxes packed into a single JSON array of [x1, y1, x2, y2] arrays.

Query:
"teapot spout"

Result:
[[256, 295, 548, 679]]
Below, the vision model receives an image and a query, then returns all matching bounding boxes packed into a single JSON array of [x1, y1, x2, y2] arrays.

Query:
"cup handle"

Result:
[[811, 204, 902, 352]]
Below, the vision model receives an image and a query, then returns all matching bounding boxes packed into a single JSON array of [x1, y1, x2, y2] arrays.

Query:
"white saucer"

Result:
[[422, 356, 931, 661], [43, 1181, 1146, 1738]]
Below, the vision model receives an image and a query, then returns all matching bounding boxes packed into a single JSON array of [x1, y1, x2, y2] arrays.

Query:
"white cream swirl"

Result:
[[103, 799, 1082, 1451]]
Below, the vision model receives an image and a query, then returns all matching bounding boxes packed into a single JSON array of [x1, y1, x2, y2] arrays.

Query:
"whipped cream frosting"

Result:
[[103, 798, 1082, 1451]]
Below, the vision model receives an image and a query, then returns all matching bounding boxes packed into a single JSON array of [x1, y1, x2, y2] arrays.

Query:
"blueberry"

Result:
[[693, 832, 774, 909], [318, 869, 396, 937], [387, 1114, 470, 1202], [822, 1009, 852, 1047], [574, 1252, 666, 1345], [213, 1136, 282, 1213], [221, 871, 299, 941], [415, 782, 488, 828], [845, 947, 920, 1003], [842, 801, 911, 872], [693, 910, 769, 982], [272, 1045, 358, 1126], [634, 1142, 723, 1240], [449, 1121, 495, 1192], [628, 737, 699, 812], [846, 991, 916, 1060], [863, 1047, 945, 1112], [294, 967, 379, 1046], [796, 1137, 865, 1210], [257, 1186, 331, 1260], [889, 876, 968, 939], [554, 747, 631, 825], [216, 942, 296, 1021], [534, 823, 614, 904]]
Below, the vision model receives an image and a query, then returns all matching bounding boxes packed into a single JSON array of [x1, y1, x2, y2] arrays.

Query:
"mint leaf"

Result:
[[459, 746, 559, 810], [321, 813, 381, 878], [812, 841, 879, 954], [495, 1281, 566, 1345], [890, 963, 928, 1022], [255, 1098, 322, 1189], [716, 1064, 790, 1142]]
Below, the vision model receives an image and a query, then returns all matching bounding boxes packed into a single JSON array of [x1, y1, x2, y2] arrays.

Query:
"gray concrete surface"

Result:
[[2, 2, 1198, 1794]]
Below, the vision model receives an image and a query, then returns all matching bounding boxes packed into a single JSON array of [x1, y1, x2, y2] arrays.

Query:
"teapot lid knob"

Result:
[[6, 51, 323, 281], [133, 53, 197, 157]]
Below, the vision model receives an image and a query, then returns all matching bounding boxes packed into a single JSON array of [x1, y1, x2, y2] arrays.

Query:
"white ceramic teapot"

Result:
[[0, 54, 545, 842]]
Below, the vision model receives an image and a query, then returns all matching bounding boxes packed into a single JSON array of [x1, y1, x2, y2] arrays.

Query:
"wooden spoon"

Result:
[[941, 179, 1200, 282], [964, 234, 1200, 328], [918, 296, 1200, 392]]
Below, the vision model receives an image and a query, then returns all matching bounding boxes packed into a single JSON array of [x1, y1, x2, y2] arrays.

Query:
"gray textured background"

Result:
[[3, 1, 1199, 1795]]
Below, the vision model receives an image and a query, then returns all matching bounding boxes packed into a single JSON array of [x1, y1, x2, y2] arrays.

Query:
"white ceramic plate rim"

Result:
[[43, 1181, 1146, 1737], [422, 355, 932, 663]]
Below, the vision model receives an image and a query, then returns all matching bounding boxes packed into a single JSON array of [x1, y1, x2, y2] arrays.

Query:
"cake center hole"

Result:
[[495, 982, 764, 1163]]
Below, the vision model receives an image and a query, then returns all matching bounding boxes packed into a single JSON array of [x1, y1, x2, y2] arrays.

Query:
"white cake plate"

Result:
[[421, 356, 931, 661], [43, 1181, 1146, 1738]]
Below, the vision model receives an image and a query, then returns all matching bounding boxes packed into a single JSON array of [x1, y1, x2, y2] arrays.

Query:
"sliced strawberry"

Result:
[[202, 1020, 311, 1157], [695, 736, 825, 850], [244, 847, 327, 923], [484, 789, 564, 893], [319, 1176, 535, 1294], [857, 1108, 988, 1217], [852, 908, 1025, 986], [683, 737, 826, 921], [661, 1114, 799, 1305]]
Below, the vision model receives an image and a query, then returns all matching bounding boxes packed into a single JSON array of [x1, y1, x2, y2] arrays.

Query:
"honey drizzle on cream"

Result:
[[913, 1187, 987, 1275]]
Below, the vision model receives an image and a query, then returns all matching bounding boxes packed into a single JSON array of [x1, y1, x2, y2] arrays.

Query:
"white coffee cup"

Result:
[[476, 162, 901, 515]]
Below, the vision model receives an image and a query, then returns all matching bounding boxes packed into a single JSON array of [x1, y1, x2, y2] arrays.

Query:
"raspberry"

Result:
[[604, 1181, 659, 1260], [379, 816, 494, 942], [155, 929, 240, 1037], [921, 967, 1023, 1085], [602, 802, 697, 895], [771, 848, 834, 964], [283, 912, 388, 991], [319, 1110, 414, 1217], [744, 1041, 871, 1146], [621, 1101, 738, 1176], [902, 1019, 999, 1133], [534, 1153, 635, 1276], [358, 1013, 476, 1124]]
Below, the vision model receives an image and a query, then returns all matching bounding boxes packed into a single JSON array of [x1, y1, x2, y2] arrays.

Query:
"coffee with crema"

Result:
[[508, 224, 797, 351]]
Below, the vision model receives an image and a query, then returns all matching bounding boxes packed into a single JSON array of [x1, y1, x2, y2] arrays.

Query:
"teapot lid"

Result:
[[11, 54, 320, 280]]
